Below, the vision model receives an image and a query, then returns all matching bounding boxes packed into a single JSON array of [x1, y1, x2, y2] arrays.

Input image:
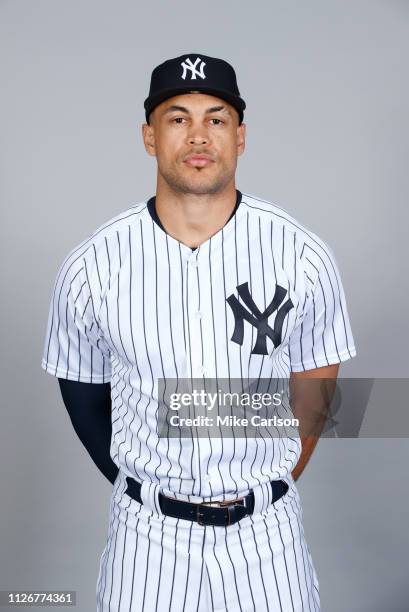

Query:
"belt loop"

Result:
[[140, 480, 163, 516], [252, 481, 273, 515]]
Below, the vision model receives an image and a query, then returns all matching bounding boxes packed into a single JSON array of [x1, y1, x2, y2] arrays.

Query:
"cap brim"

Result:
[[144, 85, 246, 119]]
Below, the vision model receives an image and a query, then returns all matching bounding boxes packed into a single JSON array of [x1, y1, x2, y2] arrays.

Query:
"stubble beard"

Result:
[[158, 160, 237, 196]]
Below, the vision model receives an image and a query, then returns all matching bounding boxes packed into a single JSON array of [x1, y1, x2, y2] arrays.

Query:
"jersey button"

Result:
[[200, 365, 206, 376], [195, 310, 203, 319]]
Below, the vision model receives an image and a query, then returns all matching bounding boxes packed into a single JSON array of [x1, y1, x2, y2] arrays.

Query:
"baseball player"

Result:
[[41, 53, 357, 611]]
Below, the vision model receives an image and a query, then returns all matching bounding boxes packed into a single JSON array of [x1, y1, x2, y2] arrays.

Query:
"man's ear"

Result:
[[142, 122, 156, 157], [237, 122, 246, 156]]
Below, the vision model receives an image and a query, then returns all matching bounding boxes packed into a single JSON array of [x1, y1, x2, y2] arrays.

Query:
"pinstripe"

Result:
[[153, 514, 166, 612], [101, 240, 117, 361], [237, 520, 257, 610], [197, 531, 207, 612], [164, 233, 183, 490], [256, 216, 273, 481], [233, 212, 251, 491], [249, 520, 270, 610], [208, 237, 226, 493], [127, 514, 141, 610], [83, 256, 98, 324], [210, 526, 228, 610], [112, 365, 134, 461], [196, 556, 206, 612], [119, 226, 138, 472], [246, 211, 255, 386], [206, 562, 215, 612], [233, 213, 244, 390], [283, 504, 306, 610], [288, 498, 316, 612], [97, 494, 121, 610], [221, 227, 241, 493], [184, 255, 197, 500], [130, 513, 150, 612], [221, 526, 244, 612], [275, 508, 297, 611], [195, 246, 206, 490], [221, 227, 232, 384], [256, 215, 267, 384], [317, 277, 329, 363], [261, 514, 284, 612], [139, 219, 155, 480], [316, 261, 338, 360], [152, 222, 168, 484], [297, 521, 319, 612], [115, 498, 132, 612], [166, 520, 179, 611], [111, 231, 135, 461], [106, 505, 122, 610], [141, 521, 153, 611], [282, 225, 291, 349], [245, 210, 264, 491], [301, 524, 320, 611], [181, 522, 194, 612], [178, 243, 188, 355]]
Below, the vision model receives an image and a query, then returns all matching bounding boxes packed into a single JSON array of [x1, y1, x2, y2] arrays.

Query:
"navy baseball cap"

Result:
[[144, 53, 246, 124]]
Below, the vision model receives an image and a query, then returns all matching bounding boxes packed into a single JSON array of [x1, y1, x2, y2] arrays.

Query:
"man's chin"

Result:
[[166, 175, 230, 196], [181, 184, 223, 195]]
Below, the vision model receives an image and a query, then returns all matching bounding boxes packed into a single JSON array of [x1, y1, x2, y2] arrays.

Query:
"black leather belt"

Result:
[[124, 477, 289, 527]]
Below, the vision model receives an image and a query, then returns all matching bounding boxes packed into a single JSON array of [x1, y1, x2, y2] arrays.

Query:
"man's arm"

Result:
[[57, 378, 119, 486], [290, 363, 340, 482]]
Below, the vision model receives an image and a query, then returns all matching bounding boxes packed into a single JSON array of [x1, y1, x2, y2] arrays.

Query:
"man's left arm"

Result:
[[287, 235, 358, 481], [290, 363, 339, 481]]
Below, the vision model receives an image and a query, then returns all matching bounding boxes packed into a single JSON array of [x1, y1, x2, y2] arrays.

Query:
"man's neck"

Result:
[[155, 182, 238, 249]]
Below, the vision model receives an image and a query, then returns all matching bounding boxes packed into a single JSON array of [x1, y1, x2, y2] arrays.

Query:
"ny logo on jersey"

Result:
[[180, 57, 206, 80], [227, 282, 294, 355]]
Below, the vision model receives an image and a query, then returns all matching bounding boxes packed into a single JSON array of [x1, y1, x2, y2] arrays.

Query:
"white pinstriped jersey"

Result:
[[41, 191, 356, 502]]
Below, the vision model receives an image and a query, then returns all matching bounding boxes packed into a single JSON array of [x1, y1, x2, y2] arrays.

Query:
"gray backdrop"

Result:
[[1, 1, 408, 610]]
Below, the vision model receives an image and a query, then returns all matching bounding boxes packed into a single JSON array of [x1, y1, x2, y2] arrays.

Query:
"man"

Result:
[[41, 53, 357, 611]]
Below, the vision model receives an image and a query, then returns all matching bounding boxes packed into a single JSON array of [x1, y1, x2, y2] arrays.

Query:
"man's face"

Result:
[[142, 92, 246, 195]]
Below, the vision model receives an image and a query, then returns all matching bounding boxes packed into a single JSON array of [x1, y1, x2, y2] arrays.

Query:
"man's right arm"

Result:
[[57, 378, 119, 486]]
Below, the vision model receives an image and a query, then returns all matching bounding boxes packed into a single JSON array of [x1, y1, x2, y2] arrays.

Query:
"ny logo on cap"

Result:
[[180, 57, 206, 80], [227, 282, 294, 355]]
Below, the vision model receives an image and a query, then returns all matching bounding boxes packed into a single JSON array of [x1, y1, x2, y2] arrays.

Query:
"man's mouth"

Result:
[[184, 154, 215, 168]]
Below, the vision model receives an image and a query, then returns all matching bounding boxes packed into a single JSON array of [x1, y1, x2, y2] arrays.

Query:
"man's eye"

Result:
[[210, 118, 224, 125], [173, 117, 186, 124]]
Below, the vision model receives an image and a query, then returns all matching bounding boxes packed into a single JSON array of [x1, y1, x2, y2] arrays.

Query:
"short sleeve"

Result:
[[41, 250, 112, 383], [288, 238, 357, 372]]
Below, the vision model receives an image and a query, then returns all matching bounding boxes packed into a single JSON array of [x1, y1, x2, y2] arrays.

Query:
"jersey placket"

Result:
[[183, 247, 211, 495], [185, 248, 206, 379]]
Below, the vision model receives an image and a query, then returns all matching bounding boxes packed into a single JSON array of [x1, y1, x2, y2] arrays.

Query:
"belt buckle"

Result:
[[196, 500, 224, 526], [196, 499, 244, 526]]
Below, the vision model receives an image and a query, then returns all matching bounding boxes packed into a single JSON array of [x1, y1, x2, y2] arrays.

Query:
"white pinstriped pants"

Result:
[[96, 471, 320, 612]]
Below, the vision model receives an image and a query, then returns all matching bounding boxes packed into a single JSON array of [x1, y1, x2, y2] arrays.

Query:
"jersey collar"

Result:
[[146, 190, 243, 252]]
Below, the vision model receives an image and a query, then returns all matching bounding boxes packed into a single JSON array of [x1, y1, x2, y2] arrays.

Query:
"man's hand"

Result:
[[290, 363, 340, 481]]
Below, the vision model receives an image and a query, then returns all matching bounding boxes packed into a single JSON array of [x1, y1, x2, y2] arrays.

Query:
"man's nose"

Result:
[[188, 134, 209, 145], [187, 124, 209, 145]]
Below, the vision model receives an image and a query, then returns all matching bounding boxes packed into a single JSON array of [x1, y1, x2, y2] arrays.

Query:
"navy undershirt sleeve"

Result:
[[57, 378, 119, 486]]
